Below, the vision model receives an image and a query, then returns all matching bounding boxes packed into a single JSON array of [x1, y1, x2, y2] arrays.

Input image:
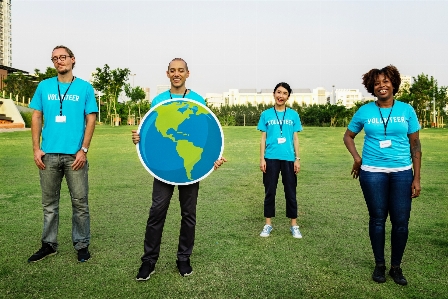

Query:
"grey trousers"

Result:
[[141, 178, 199, 263]]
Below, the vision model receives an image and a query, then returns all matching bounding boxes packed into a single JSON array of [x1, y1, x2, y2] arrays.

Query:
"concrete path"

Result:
[[0, 128, 31, 133]]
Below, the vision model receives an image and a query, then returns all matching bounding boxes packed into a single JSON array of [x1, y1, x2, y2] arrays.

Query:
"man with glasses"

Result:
[[28, 45, 98, 263]]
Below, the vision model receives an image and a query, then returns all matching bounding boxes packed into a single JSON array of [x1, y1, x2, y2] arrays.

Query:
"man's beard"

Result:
[[58, 68, 70, 75]]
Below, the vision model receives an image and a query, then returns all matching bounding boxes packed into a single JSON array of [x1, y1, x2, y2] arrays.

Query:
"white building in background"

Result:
[[334, 89, 364, 108], [206, 92, 225, 107], [156, 85, 170, 96], [206, 87, 333, 108], [0, 0, 12, 67], [142, 87, 150, 101]]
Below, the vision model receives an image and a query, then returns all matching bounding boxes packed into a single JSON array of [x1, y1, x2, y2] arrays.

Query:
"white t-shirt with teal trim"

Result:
[[29, 77, 98, 155], [347, 100, 420, 169], [257, 107, 303, 162]]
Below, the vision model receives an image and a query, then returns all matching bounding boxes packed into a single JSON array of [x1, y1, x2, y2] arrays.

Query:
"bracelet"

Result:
[[295, 157, 300, 161]]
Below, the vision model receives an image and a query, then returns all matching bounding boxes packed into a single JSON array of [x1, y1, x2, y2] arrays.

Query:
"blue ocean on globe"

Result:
[[137, 99, 224, 185]]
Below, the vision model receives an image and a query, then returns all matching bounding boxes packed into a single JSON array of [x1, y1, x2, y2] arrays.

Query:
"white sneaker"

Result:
[[290, 226, 302, 239], [259, 224, 273, 237]]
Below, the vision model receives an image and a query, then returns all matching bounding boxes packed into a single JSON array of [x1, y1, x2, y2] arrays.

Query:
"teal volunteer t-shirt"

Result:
[[257, 107, 303, 162], [29, 77, 98, 155], [151, 89, 205, 107], [347, 100, 420, 169]]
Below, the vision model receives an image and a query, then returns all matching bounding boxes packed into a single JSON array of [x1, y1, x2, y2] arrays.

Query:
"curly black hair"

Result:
[[362, 65, 401, 96]]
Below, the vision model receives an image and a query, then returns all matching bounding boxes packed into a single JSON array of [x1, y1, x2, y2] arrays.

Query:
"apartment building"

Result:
[[206, 87, 335, 108], [0, 0, 12, 67]]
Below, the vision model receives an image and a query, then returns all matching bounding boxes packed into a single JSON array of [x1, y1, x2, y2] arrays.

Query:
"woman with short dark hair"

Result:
[[257, 82, 303, 239]]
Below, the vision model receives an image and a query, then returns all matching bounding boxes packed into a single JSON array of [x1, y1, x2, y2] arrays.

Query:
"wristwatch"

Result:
[[81, 147, 89, 153]]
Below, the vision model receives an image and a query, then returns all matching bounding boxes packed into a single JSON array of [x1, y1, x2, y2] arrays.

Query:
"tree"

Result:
[[394, 80, 411, 99], [326, 104, 350, 127], [34, 67, 58, 81], [124, 84, 147, 119], [91, 64, 130, 125], [396, 74, 448, 127], [2, 72, 36, 100], [2, 67, 58, 103]]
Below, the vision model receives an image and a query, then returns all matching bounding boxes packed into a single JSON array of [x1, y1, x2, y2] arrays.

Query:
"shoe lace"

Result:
[[292, 227, 300, 235], [262, 226, 271, 233]]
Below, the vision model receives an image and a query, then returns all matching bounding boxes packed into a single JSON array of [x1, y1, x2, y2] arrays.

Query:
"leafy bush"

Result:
[[20, 111, 33, 128], [210, 103, 361, 127]]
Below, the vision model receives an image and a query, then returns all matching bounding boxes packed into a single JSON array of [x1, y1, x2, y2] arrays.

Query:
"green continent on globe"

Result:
[[176, 140, 204, 180], [154, 101, 209, 180]]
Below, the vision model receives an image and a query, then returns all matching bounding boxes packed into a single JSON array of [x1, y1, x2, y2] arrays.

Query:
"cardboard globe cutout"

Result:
[[137, 99, 224, 185]]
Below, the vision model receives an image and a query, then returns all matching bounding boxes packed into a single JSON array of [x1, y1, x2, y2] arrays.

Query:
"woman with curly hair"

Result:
[[343, 65, 421, 285]]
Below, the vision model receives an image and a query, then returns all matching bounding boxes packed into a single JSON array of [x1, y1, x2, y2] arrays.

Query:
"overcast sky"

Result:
[[12, 0, 448, 99]]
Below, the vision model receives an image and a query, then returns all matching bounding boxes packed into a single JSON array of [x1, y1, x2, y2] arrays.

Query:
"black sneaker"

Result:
[[28, 243, 57, 263], [372, 264, 386, 283], [389, 267, 408, 285], [176, 259, 193, 277], [136, 261, 156, 281], [77, 247, 91, 262]]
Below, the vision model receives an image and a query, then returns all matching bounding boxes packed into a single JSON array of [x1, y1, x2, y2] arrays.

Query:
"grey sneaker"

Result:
[[28, 243, 57, 263], [290, 226, 302, 239], [260, 224, 273, 237], [136, 261, 156, 281]]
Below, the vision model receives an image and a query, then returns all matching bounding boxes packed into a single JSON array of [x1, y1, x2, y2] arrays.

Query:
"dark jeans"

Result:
[[263, 158, 297, 219], [142, 178, 199, 263], [39, 154, 90, 251], [359, 169, 413, 266]]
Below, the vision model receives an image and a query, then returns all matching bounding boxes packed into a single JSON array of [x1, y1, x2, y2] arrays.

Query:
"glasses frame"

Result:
[[50, 55, 72, 63]]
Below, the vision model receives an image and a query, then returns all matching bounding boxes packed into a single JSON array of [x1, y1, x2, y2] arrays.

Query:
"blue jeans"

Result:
[[263, 158, 297, 219], [39, 154, 90, 250], [359, 169, 413, 266]]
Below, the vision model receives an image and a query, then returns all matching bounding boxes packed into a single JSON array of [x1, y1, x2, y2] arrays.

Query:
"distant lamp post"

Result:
[[97, 91, 101, 123], [433, 82, 436, 127], [332, 85, 335, 104]]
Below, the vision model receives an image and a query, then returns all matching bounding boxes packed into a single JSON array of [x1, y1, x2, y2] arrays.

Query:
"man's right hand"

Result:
[[260, 158, 266, 173], [34, 149, 46, 170], [131, 130, 140, 145]]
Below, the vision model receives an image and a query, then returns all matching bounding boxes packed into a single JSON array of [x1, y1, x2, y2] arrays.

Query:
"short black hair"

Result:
[[273, 82, 292, 96], [168, 58, 188, 71]]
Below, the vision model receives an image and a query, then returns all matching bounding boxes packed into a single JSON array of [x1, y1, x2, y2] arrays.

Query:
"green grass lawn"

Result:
[[0, 126, 447, 299]]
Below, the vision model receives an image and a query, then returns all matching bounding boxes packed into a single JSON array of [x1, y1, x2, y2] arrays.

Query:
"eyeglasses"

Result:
[[50, 55, 71, 63]]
